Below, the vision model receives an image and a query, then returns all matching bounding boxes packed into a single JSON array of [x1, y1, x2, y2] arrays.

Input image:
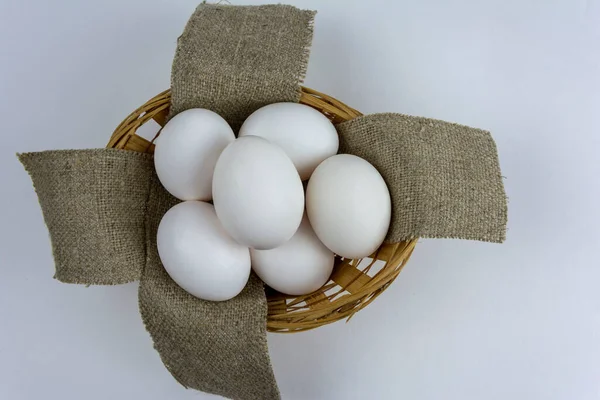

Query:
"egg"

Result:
[[238, 103, 339, 180], [212, 135, 304, 250], [156, 201, 250, 301], [251, 214, 335, 296], [306, 154, 391, 259], [154, 108, 235, 201]]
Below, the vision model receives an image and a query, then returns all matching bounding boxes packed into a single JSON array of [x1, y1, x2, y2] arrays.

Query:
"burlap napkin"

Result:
[[139, 176, 279, 399], [18, 149, 153, 284], [141, 4, 317, 399], [170, 4, 316, 131], [337, 113, 507, 243]]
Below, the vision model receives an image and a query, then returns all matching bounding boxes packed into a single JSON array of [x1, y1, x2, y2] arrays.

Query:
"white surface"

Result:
[[157, 202, 251, 302], [306, 154, 392, 259], [1, 0, 599, 399], [239, 103, 339, 180], [213, 136, 304, 250], [154, 109, 235, 201]]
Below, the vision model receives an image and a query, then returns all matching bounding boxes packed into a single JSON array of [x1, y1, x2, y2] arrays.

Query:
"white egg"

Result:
[[251, 214, 335, 296], [154, 109, 235, 201], [238, 103, 339, 180], [212, 135, 304, 250], [306, 154, 391, 259], [156, 201, 250, 301]]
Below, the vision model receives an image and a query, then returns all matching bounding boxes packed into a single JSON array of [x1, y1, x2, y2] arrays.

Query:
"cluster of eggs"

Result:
[[155, 103, 391, 302]]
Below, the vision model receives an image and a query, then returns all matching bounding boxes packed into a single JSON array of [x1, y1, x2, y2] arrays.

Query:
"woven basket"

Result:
[[108, 87, 417, 333]]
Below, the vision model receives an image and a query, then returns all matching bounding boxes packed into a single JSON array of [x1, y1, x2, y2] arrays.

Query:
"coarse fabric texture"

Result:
[[138, 176, 280, 400], [169, 3, 315, 131], [18, 149, 153, 284], [20, 148, 281, 399], [337, 113, 507, 243]]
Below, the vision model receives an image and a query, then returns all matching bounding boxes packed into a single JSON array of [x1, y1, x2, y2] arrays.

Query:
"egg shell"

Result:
[[156, 201, 250, 301], [238, 103, 339, 180], [154, 108, 235, 201], [306, 154, 391, 259], [251, 214, 335, 296], [212, 135, 305, 250]]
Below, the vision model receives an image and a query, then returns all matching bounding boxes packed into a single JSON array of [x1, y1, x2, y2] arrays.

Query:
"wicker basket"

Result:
[[108, 87, 417, 333]]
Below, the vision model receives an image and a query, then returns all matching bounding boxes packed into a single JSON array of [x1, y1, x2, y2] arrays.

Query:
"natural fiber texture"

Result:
[[18, 149, 153, 284], [139, 176, 280, 400], [169, 3, 315, 131], [109, 88, 420, 333], [337, 113, 507, 243], [20, 146, 281, 399]]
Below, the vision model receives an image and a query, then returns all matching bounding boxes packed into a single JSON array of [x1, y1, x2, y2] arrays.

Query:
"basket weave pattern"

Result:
[[108, 87, 417, 332]]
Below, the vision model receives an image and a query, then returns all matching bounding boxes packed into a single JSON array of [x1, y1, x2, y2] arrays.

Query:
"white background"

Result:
[[1, 0, 599, 399]]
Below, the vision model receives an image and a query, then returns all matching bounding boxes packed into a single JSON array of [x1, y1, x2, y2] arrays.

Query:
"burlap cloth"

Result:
[[18, 3, 507, 400], [337, 113, 507, 243], [18, 149, 153, 284], [169, 4, 315, 131], [140, 175, 279, 399]]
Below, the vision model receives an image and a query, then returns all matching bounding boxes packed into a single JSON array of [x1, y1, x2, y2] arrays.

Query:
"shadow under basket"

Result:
[[108, 87, 418, 333]]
